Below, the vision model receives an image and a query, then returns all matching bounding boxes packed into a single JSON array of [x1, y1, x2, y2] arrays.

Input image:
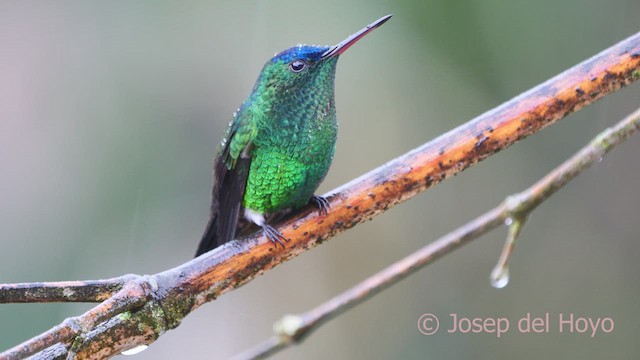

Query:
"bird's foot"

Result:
[[262, 224, 289, 248], [311, 195, 330, 216]]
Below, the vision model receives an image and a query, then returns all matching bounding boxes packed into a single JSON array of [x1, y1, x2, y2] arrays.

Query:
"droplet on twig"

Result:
[[490, 266, 509, 289]]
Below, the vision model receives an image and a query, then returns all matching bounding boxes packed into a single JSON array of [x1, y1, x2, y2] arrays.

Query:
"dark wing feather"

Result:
[[195, 154, 251, 257], [195, 111, 254, 257], [217, 154, 251, 245]]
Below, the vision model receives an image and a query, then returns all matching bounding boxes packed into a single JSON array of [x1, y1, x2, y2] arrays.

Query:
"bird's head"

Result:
[[247, 15, 392, 106]]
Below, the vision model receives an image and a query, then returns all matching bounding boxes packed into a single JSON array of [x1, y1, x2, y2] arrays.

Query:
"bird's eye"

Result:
[[289, 60, 307, 73]]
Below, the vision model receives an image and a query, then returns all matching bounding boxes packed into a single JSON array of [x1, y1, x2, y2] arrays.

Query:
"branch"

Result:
[[232, 106, 640, 360], [0, 276, 135, 304], [1, 31, 639, 359]]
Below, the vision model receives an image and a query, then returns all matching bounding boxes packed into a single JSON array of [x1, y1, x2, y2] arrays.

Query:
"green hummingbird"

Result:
[[195, 15, 392, 256]]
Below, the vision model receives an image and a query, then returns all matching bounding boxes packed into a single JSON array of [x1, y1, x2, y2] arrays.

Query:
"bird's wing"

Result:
[[195, 109, 257, 257]]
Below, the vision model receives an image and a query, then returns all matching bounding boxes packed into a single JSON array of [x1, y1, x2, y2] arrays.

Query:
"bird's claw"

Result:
[[311, 195, 330, 216], [262, 224, 289, 248]]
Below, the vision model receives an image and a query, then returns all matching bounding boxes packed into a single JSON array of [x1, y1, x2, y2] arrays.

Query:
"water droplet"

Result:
[[122, 345, 149, 356], [490, 267, 509, 289], [504, 217, 513, 226]]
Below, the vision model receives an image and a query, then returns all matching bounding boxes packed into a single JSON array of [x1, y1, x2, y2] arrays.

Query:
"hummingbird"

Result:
[[195, 15, 392, 257]]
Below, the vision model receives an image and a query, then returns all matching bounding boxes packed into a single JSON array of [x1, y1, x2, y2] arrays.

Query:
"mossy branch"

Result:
[[0, 31, 639, 360]]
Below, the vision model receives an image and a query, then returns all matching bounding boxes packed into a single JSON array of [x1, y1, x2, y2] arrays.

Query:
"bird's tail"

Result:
[[195, 215, 218, 257]]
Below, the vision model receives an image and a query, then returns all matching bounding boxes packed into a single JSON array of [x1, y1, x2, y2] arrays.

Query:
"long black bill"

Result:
[[321, 14, 392, 59]]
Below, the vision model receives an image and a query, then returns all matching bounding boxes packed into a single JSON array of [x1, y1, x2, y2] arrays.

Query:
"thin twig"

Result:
[[0, 32, 639, 359], [233, 107, 640, 360], [490, 213, 527, 288], [0, 275, 136, 304]]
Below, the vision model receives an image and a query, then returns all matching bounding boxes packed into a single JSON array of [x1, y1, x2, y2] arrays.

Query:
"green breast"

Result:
[[243, 110, 337, 213]]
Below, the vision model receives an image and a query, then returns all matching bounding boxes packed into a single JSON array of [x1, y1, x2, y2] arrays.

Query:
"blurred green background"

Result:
[[1, 1, 639, 359]]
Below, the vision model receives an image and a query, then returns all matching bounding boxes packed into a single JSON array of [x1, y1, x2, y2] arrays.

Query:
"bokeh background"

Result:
[[1, 1, 639, 359]]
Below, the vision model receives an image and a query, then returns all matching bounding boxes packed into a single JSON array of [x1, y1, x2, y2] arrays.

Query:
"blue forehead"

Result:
[[272, 45, 331, 63]]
